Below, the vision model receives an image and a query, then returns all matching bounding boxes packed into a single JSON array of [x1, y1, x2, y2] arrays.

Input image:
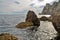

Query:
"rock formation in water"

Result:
[[0, 33, 18, 40], [40, 1, 60, 15], [16, 22, 33, 28], [25, 10, 40, 31], [16, 10, 40, 31], [26, 10, 40, 27]]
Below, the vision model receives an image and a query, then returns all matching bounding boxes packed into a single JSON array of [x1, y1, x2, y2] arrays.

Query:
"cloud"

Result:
[[30, 0, 58, 7], [0, 0, 59, 14], [14, 1, 20, 4]]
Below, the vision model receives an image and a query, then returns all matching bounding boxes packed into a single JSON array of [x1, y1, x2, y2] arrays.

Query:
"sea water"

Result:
[[0, 14, 30, 40], [0, 14, 57, 40]]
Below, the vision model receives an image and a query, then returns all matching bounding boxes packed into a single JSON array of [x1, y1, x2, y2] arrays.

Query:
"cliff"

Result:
[[41, 1, 60, 15]]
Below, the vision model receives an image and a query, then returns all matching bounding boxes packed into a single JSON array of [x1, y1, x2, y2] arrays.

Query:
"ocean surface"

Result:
[[0, 14, 27, 40], [0, 14, 57, 40]]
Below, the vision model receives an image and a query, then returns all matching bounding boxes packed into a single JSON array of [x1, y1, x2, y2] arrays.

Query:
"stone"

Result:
[[16, 22, 33, 28], [51, 15, 60, 34], [50, 14, 60, 40], [40, 1, 60, 15], [25, 10, 40, 27], [0, 33, 18, 40], [40, 16, 49, 21]]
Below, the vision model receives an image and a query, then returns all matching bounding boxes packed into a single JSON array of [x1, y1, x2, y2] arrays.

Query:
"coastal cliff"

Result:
[[41, 0, 60, 15]]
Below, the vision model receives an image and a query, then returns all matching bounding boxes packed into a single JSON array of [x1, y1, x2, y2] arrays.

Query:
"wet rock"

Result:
[[0, 33, 18, 40], [25, 10, 40, 27], [16, 22, 33, 28]]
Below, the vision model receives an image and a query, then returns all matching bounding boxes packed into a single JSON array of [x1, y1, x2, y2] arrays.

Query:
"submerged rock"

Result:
[[26, 10, 40, 27], [0, 33, 18, 40], [16, 22, 33, 28]]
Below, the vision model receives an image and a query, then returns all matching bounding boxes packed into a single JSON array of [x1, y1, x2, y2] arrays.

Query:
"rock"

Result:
[[40, 16, 49, 21], [54, 34, 60, 40], [16, 22, 33, 28], [50, 14, 60, 40], [0, 33, 18, 40], [25, 10, 40, 27], [41, 1, 60, 15], [51, 15, 60, 34]]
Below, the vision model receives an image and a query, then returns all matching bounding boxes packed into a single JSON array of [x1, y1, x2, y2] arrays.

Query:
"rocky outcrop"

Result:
[[40, 1, 60, 40], [16, 10, 40, 31], [16, 22, 33, 28], [26, 10, 40, 27], [49, 15, 60, 40], [0, 33, 18, 40], [41, 1, 60, 15], [51, 15, 60, 34], [40, 16, 49, 21], [25, 10, 40, 31]]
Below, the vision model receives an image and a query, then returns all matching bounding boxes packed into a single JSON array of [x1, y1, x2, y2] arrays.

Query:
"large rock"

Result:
[[25, 10, 40, 27], [16, 22, 33, 28], [50, 15, 60, 40], [51, 15, 60, 34], [0, 33, 18, 40], [40, 1, 60, 15], [40, 16, 49, 21]]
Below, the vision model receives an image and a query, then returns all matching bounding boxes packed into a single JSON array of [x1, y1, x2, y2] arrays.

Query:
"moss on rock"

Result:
[[16, 22, 33, 28], [0, 33, 18, 40]]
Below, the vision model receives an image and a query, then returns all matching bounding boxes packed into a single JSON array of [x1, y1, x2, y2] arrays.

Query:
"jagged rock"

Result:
[[41, 1, 60, 15], [40, 16, 49, 21], [25, 10, 40, 27], [51, 15, 60, 34], [0, 33, 18, 40], [49, 14, 60, 40], [16, 22, 33, 28], [53, 33, 60, 40]]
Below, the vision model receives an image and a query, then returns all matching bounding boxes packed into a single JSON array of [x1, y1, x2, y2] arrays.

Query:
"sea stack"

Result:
[[25, 10, 40, 31], [26, 10, 40, 27], [16, 10, 40, 31]]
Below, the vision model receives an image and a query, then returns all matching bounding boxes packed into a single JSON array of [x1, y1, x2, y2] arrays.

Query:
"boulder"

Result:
[[16, 22, 33, 28], [25, 10, 40, 27], [0, 33, 18, 40], [40, 16, 49, 21]]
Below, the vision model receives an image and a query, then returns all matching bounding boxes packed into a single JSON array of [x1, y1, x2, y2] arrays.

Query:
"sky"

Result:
[[0, 0, 59, 14]]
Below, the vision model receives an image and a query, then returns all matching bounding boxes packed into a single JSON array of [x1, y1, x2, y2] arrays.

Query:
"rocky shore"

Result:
[[0, 33, 18, 40]]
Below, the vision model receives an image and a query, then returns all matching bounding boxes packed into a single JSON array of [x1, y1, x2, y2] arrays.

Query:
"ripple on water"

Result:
[[0, 26, 34, 40]]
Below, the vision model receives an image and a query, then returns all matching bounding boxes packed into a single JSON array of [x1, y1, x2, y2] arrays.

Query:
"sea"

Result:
[[0, 14, 29, 40], [0, 14, 57, 40]]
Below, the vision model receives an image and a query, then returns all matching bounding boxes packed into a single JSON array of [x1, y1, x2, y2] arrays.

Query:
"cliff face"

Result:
[[41, 1, 60, 15]]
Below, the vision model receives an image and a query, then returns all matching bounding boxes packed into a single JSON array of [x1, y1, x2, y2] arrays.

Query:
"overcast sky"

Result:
[[0, 0, 59, 14]]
